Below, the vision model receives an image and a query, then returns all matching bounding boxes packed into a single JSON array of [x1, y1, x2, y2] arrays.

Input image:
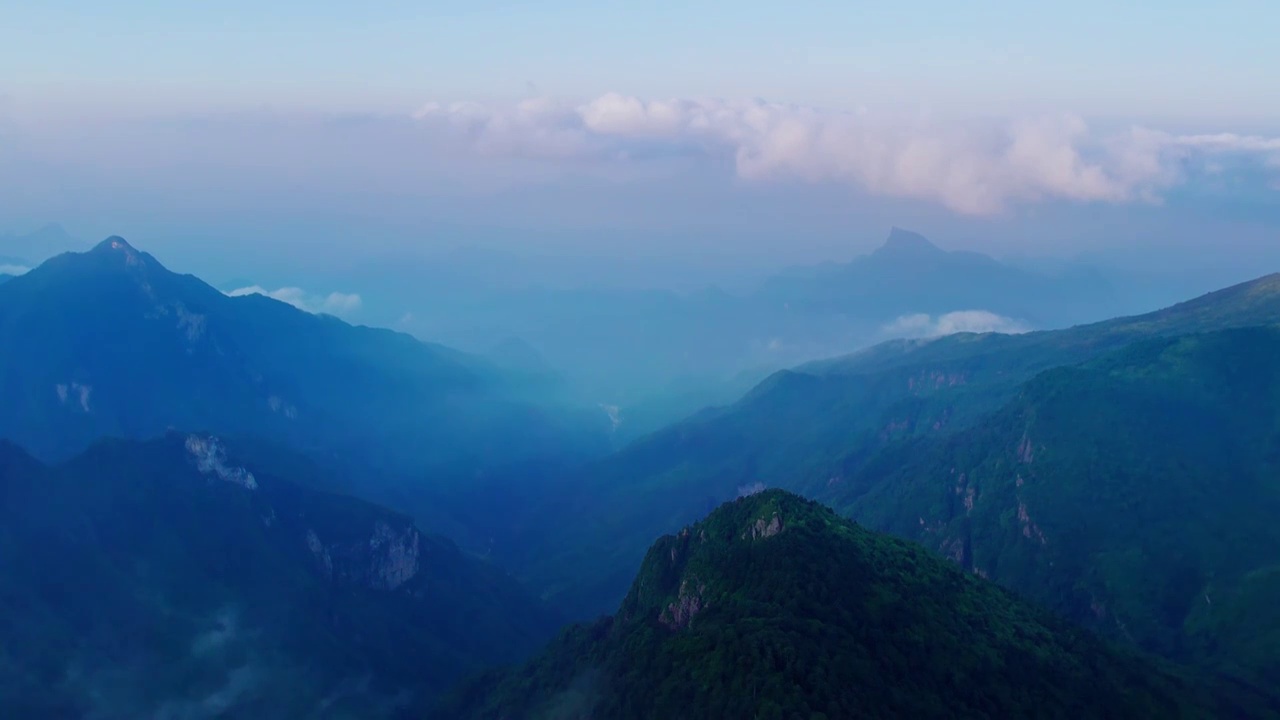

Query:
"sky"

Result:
[[2, 1, 1279, 305], [7, 1, 1280, 120]]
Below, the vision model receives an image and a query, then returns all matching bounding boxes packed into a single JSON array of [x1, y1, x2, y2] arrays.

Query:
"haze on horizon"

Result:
[[7, 5, 1280, 716], [3, 1, 1279, 335]]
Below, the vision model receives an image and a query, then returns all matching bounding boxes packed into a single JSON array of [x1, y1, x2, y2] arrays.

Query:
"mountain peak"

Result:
[[91, 235, 136, 254], [79, 236, 156, 273], [877, 227, 942, 256], [457, 488, 1215, 718]]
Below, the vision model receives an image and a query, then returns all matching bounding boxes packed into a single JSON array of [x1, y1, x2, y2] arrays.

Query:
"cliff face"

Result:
[[306, 518, 421, 591], [843, 328, 1280, 686], [0, 434, 561, 717], [186, 435, 259, 490], [181, 433, 428, 594]]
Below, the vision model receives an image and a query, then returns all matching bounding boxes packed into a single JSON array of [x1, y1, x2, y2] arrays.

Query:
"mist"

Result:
[[5, 2, 1280, 716], [3, 100, 1279, 424]]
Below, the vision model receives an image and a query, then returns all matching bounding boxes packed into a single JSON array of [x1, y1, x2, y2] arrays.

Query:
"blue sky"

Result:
[[2, 1, 1279, 303], [6, 0, 1279, 120]]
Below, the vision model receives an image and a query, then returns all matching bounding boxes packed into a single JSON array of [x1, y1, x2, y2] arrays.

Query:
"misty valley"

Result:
[[0, 230, 1278, 719], [10, 2, 1280, 715]]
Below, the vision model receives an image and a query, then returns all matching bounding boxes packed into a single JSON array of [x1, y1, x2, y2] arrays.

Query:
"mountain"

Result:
[[439, 491, 1252, 719], [839, 326, 1280, 687], [0, 223, 83, 265], [0, 434, 561, 718], [755, 227, 1117, 329], [0, 255, 28, 284], [0, 237, 607, 495], [489, 272, 1280, 685], [394, 229, 1128, 437]]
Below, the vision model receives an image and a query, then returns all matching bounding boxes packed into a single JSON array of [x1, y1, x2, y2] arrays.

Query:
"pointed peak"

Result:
[[879, 227, 942, 256], [31, 222, 72, 237], [86, 236, 153, 268], [92, 236, 135, 253]]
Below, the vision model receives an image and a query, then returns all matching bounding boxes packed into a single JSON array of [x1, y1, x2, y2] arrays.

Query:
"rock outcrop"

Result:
[[185, 435, 258, 490]]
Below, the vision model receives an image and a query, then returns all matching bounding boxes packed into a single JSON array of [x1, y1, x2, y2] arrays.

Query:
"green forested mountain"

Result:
[[479, 274, 1280, 695], [499, 272, 1280, 617], [441, 491, 1248, 720], [839, 326, 1280, 687], [0, 434, 560, 718]]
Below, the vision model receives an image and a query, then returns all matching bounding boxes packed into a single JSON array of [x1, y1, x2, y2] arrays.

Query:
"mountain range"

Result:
[[2, 232, 1279, 717], [481, 270, 1280, 691], [0, 237, 610, 545], [0, 434, 560, 718], [0, 226, 1147, 445], [384, 228, 1132, 438]]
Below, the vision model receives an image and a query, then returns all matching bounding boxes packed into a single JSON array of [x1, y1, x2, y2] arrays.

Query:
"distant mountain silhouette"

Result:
[[873, 225, 948, 257], [0, 222, 83, 264], [756, 227, 1116, 327]]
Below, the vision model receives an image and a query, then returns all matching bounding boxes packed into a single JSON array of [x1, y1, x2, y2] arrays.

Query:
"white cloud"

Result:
[[0, 263, 30, 275], [227, 285, 362, 318], [412, 94, 1280, 215], [414, 97, 604, 160], [884, 310, 1030, 338]]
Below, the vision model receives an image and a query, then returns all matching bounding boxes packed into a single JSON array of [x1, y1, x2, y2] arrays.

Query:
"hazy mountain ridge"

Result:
[[440, 491, 1249, 719], [3, 229, 1278, 717], [0, 223, 83, 266], [384, 228, 1128, 436], [0, 237, 611, 545], [755, 227, 1118, 328], [0, 433, 561, 718], [497, 270, 1280, 653]]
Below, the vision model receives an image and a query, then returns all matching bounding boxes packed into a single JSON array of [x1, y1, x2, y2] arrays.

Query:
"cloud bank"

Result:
[[228, 286, 362, 318], [415, 93, 1280, 214], [0, 263, 30, 276], [884, 310, 1030, 338]]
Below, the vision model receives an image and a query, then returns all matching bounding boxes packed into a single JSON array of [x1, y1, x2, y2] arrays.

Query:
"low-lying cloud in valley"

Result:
[[884, 310, 1031, 338], [0, 263, 30, 276]]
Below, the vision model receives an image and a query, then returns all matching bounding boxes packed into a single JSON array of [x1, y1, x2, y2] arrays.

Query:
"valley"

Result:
[[1, 236, 1278, 718]]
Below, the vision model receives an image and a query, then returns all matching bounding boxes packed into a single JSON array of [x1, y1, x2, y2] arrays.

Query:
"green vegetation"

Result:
[[838, 327, 1280, 688], [5, 237, 1280, 717], [441, 491, 1234, 719], [486, 276, 1280, 697]]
